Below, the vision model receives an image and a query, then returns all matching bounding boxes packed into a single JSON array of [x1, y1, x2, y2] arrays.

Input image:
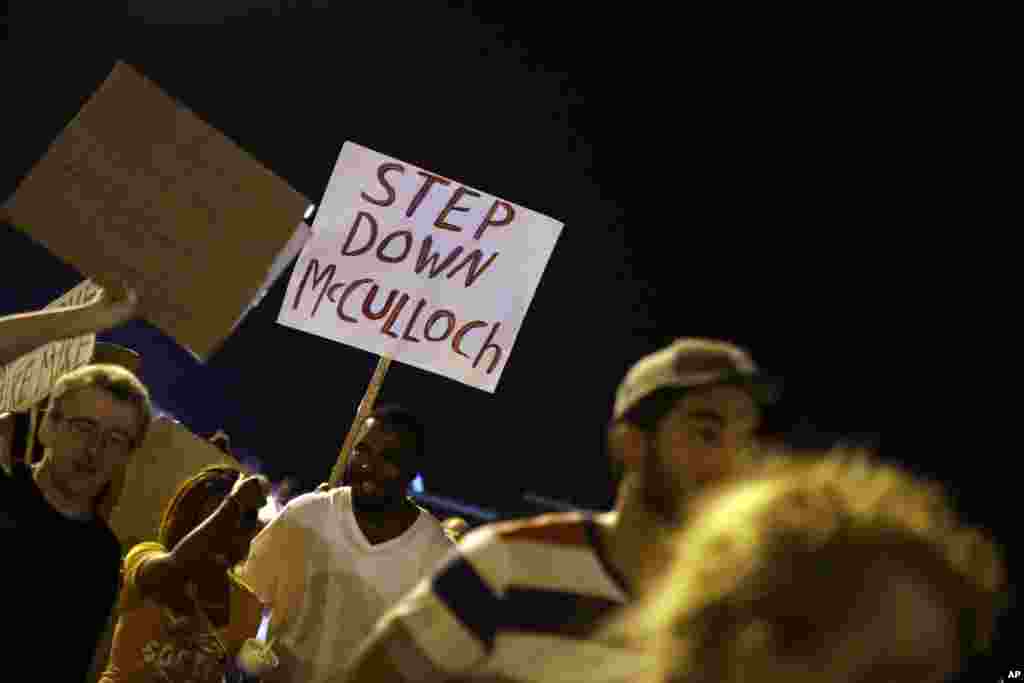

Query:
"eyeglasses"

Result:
[[55, 414, 136, 456]]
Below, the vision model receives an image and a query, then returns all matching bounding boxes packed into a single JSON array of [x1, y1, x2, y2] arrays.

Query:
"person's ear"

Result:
[[608, 420, 647, 472]]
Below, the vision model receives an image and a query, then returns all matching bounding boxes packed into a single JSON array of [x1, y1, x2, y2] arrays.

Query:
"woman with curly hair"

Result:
[[99, 465, 270, 682]]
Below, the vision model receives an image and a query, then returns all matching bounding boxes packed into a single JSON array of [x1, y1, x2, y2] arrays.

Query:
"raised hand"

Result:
[[89, 280, 139, 330], [229, 474, 271, 513]]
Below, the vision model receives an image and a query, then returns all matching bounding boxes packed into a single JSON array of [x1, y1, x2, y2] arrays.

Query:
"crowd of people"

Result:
[[0, 283, 1006, 682]]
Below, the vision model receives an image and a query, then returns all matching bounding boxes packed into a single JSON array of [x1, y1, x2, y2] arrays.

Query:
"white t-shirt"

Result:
[[240, 487, 453, 683]]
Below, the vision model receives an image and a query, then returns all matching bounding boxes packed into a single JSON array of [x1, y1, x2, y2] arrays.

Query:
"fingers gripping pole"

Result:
[[328, 355, 392, 487]]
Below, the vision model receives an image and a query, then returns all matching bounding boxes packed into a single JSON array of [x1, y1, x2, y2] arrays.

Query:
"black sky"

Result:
[[0, 6, 890, 508], [3, 5, 1019, 676]]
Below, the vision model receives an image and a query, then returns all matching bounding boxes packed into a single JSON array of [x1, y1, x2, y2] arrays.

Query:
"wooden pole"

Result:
[[328, 355, 392, 487]]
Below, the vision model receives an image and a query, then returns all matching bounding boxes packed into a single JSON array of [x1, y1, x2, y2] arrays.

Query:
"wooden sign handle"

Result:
[[328, 355, 392, 487]]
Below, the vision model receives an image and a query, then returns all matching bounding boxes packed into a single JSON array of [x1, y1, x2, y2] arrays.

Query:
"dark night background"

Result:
[[1, 3, 1015, 678]]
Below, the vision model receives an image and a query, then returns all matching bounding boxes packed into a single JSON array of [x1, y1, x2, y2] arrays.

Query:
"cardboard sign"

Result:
[[3, 61, 311, 361], [277, 142, 564, 392], [107, 416, 242, 547], [0, 280, 100, 413]]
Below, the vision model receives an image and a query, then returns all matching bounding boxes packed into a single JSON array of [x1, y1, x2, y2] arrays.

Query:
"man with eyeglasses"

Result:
[[1, 282, 152, 681]]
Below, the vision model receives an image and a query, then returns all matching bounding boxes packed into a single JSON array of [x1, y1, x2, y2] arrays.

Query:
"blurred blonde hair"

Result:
[[603, 448, 1008, 682]]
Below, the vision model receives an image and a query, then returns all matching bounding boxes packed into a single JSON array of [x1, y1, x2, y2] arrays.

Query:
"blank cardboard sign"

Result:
[[4, 61, 311, 360], [107, 417, 242, 547]]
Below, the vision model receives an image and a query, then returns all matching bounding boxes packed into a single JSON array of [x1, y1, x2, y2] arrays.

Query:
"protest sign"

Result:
[[277, 142, 564, 392], [3, 61, 312, 361], [107, 416, 242, 547], [0, 280, 100, 413]]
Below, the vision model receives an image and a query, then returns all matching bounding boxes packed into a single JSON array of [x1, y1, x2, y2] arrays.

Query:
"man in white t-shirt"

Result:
[[239, 405, 453, 683]]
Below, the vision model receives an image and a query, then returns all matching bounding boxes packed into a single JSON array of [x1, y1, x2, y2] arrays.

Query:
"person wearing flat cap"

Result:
[[343, 338, 780, 683]]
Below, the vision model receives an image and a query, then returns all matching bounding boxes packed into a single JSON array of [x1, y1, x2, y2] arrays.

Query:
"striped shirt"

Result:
[[378, 512, 657, 682]]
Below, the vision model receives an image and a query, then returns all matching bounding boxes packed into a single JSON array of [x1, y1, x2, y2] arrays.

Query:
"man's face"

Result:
[[643, 384, 760, 524], [42, 385, 142, 503], [344, 417, 411, 505]]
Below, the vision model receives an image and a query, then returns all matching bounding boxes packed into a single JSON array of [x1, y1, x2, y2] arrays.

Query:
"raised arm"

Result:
[[0, 282, 137, 366], [133, 475, 269, 612]]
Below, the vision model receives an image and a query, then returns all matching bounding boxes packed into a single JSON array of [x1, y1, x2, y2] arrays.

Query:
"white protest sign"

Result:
[[277, 142, 563, 392], [0, 281, 101, 413]]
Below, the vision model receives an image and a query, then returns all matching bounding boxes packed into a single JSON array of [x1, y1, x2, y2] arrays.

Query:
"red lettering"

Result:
[[338, 279, 373, 322], [376, 230, 413, 264], [326, 283, 345, 303], [446, 250, 499, 288], [341, 211, 379, 256], [401, 298, 428, 342], [473, 322, 504, 374], [292, 258, 337, 312], [424, 310, 456, 341], [453, 321, 487, 358], [361, 162, 405, 207], [474, 200, 515, 240], [434, 187, 480, 232], [407, 172, 450, 219], [362, 285, 398, 321], [414, 236, 464, 279], [381, 294, 411, 338]]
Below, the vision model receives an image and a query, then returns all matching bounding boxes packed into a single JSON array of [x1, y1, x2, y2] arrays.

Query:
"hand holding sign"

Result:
[[89, 279, 140, 331], [328, 355, 391, 487]]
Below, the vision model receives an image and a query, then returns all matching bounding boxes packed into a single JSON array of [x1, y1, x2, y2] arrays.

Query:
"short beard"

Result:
[[352, 489, 406, 513], [640, 437, 689, 528]]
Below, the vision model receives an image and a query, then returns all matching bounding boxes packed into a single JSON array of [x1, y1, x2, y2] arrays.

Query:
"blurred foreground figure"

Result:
[[598, 449, 1008, 683]]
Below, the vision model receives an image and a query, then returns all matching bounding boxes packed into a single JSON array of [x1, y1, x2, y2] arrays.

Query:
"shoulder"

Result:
[[269, 488, 340, 526], [283, 487, 347, 515], [412, 506, 447, 535], [253, 489, 347, 545], [473, 511, 590, 548], [123, 541, 166, 575], [434, 512, 589, 584], [410, 509, 456, 552]]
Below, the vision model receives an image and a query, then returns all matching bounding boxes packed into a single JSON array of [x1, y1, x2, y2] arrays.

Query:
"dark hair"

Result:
[[158, 465, 243, 550], [621, 387, 692, 433], [611, 386, 712, 490], [607, 389, 689, 491], [370, 404, 425, 478], [622, 377, 774, 433]]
